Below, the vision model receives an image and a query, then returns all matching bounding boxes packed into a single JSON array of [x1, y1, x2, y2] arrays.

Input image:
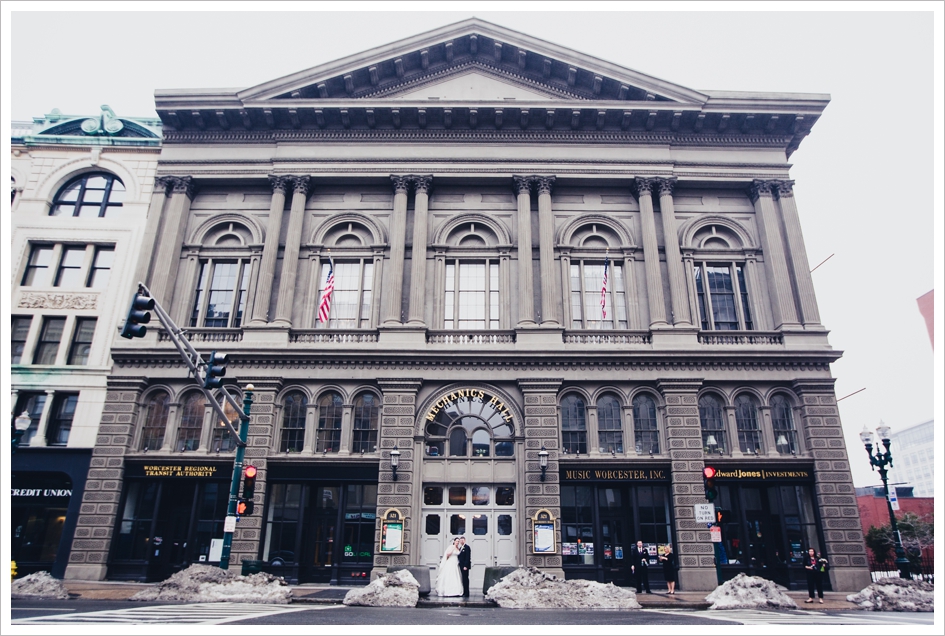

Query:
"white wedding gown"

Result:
[[434, 546, 464, 597]]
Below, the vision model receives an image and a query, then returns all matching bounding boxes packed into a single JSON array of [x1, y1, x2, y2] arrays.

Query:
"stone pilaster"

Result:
[[775, 181, 822, 327], [406, 176, 432, 326], [513, 176, 536, 326], [373, 378, 422, 578], [792, 379, 872, 592], [250, 176, 290, 325], [147, 176, 195, 308], [657, 379, 718, 591], [656, 178, 692, 326], [132, 176, 172, 292], [273, 177, 310, 326], [635, 178, 668, 327], [749, 180, 801, 329], [64, 379, 147, 581], [382, 176, 410, 325], [518, 379, 563, 577], [534, 177, 560, 326]]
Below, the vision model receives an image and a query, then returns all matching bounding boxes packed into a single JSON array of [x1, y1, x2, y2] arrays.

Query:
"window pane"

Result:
[[67, 318, 96, 365], [177, 393, 206, 451], [699, 395, 727, 454], [22, 246, 54, 287], [87, 247, 115, 288], [424, 487, 443, 506], [140, 391, 170, 451], [425, 514, 441, 535], [33, 317, 65, 365], [46, 394, 78, 445], [449, 427, 467, 456], [472, 429, 490, 457], [205, 261, 239, 327], [472, 514, 488, 535], [280, 391, 307, 453], [12, 316, 32, 364], [497, 514, 512, 536], [471, 486, 490, 506], [448, 487, 466, 506], [496, 487, 514, 505], [450, 514, 466, 535], [316, 392, 343, 453], [54, 248, 87, 287]]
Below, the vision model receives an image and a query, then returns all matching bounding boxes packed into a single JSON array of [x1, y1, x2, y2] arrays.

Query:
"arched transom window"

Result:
[[424, 390, 514, 458]]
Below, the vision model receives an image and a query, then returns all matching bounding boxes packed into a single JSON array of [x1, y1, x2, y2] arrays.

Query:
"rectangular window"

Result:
[[21, 246, 55, 287], [13, 392, 46, 446], [67, 318, 96, 365], [694, 262, 753, 330], [33, 317, 66, 365], [262, 483, 306, 564], [54, 247, 87, 288], [46, 393, 78, 446], [12, 316, 32, 364], [444, 260, 499, 329], [570, 261, 627, 329], [191, 259, 252, 328], [86, 247, 115, 289], [317, 260, 374, 329]]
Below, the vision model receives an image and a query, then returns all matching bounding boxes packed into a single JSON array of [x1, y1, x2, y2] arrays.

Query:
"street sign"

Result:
[[710, 526, 722, 543], [889, 491, 900, 511], [694, 503, 716, 524], [224, 515, 237, 533]]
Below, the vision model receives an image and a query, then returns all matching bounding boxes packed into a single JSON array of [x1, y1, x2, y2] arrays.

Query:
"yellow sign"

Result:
[[713, 468, 810, 480], [425, 389, 513, 424], [140, 465, 219, 478], [563, 468, 667, 481]]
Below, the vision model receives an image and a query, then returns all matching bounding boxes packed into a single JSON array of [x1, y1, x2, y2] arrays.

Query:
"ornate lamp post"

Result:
[[859, 422, 912, 580], [12, 411, 32, 454]]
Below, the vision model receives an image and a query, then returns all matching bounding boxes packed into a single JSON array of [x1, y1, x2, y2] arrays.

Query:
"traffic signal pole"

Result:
[[121, 283, 254, 571]]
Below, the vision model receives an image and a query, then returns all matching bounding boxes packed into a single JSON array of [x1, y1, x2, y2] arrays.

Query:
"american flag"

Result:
[[318, 259, 335, 324], [600, 257, 610, 320]]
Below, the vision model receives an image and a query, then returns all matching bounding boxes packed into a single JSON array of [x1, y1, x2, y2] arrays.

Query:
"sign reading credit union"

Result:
[[562, 467, 670, 482]]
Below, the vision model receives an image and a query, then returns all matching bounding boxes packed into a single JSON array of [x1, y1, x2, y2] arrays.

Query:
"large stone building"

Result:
[[61, 19, 871, 592], [11, 106, 162, 577]]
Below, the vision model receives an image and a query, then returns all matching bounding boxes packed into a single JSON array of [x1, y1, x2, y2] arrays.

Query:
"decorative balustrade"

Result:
[[426, 331, 516, 345], [290, 330, 379, 344], [563, 331, 652, 345], [698, 332, 784, 346], [158, 329, 243, 343]]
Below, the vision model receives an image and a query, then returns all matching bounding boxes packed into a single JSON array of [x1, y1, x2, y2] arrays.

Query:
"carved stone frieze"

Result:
[[19, 292, 98, 310]]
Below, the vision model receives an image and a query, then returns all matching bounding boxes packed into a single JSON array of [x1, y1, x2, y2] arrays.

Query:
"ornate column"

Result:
[[382, 176, 411, 325], [749, 180, 800, 329], [251, 176, 290, 325], [535, 176, 560, 326], [792, 379, 871, 591], [656, 178, 692, 326], [635, 178, 668, 327], [338, 403, 354, 455], [273, 177, 310, 326], [656, 379, 717, 591], [147, 176, 195, 308], [28, 389, 56, 448], [513, 176, 536, 326], [132, 176, 172, 291], [775, 180, 822, 326], [406, 176, 433, 326]]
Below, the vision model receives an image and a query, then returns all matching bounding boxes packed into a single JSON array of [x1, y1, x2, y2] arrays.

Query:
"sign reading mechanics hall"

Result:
[[125, 463, 225, 479], [425, 389, 513, 423]]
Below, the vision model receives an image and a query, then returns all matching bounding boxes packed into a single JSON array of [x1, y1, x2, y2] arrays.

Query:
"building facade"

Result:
[[884, 420, 934, 497], [62, 19, 871, 592], [11, 106, 161, 577]]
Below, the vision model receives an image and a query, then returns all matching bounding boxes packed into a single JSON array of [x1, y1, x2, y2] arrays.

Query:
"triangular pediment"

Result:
[[385, 65, 566, 101]]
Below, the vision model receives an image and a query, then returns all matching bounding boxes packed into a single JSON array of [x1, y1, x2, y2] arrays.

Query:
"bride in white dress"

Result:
[[434, 537, 464, 597]]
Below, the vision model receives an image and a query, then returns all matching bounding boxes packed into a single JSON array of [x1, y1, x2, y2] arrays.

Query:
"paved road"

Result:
[[10, 601, 936, 626]]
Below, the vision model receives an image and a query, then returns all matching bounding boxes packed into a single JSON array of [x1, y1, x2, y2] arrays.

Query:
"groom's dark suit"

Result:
[[457, 541, 472, 597]]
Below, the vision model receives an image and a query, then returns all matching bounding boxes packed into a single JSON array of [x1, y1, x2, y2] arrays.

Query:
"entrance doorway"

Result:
[[421, 484, 517, 592]]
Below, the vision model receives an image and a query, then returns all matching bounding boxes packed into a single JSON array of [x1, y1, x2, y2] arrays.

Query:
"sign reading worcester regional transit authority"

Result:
[[125, 464, 224, 478]]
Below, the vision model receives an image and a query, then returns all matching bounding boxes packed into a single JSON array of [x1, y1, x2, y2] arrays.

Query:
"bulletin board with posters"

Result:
[[532, 509, 556, 554], [380, 508, 404, 553]]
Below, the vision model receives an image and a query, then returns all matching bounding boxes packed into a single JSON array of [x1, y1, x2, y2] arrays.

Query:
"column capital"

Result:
[[773, 179, 796, 198], [290, 176, 310, 197], [512, 175, 532, 195], [534, 175, 555, 195], [748, 179, 777, 203], [656, 176, 678, 197], [634, 177, 656, 196], [390, 175, 411, 194], [268, 175, 292, 194], [411, 175, 433, 195], [154, 176, 176, 195], [164, 176, 196, 199]]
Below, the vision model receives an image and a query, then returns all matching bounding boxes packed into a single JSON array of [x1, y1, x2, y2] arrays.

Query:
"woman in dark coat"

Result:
[[659, 544, 678, 594], [804, 548, 828, 603]]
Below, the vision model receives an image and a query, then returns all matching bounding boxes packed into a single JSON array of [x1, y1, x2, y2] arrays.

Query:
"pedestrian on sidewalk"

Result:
[[804, 548, 827, 604], [630, 541, 651, 594], [658, 544, 677, 594]]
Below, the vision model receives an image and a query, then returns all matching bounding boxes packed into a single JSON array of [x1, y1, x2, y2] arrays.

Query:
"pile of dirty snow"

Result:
[[344, 569, 419, 607], [705, 573, 796, 610], [846, 577, 934, 612], [486, 567, 640, 609], [130, 564, 290, 604], [11, 571, 70, 599]]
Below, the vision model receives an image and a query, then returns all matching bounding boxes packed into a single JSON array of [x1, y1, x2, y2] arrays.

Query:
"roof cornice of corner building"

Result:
[[704, 91, 830, 113]]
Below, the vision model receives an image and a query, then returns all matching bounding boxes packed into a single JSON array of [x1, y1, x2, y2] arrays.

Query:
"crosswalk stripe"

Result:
[[13, 602, 338, 625], [645, 609, 934, 626]]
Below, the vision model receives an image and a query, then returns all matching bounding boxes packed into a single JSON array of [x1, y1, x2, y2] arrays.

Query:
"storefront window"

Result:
[[311, 486, 339, 568], [113, 481, 159, 561], [192, 482, 229, 563], [342, 484, 377, 564], [11, 473, 73, 567], [561, 485, 594, 565], [263, 483, 306, 564]]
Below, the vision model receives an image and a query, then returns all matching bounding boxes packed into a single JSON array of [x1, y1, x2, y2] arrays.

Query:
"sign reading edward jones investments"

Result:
[[125, 463, 224, 478], [712, 468, 811, 481]]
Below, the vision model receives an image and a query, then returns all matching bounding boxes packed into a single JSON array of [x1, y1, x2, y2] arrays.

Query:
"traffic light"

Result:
[[236, 499, 248, 516], [120, 293, 154, 339], [241, 465, 257, 515], [204, 351, 228, 389], [703, 465, 719, 502]]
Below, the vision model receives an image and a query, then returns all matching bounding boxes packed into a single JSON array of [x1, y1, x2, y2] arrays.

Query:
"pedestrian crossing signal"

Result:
[[237, 499, 248, 516]]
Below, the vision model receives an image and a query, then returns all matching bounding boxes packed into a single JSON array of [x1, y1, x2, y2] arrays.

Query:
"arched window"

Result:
[[596, 394, 624, 453], [699, 394, 727, 455], [280, 391, 308, 453], [316, 392, 343, 453], [632, 394, 660, 454], [734, 394, 762, 454], [771, 394, 798, 455], [352, 392, 379, 453], [189, 221, 257, 329], [177, 392, 205, 452], [560, 394, 587, 455], [51, 172, 125, 218], [140, 391, 169, 451], [210, 393, 240, 453], [424, 391, 514, 458]]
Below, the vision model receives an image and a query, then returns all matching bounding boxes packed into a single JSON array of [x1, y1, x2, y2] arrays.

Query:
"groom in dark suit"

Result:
[[457, 536, 471, 597]]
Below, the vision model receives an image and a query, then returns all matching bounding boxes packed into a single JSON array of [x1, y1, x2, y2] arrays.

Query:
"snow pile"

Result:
[[705, 573, 797, 610], [343, 569, 419, 607], [486, 567, 641, 609], [130, 564, 290, 604], [846, 578, 934, 612], [11, 571, 70, 599]]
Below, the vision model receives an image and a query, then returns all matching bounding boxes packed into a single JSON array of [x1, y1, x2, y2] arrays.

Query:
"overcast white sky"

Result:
[[3, 3, 943, 491]]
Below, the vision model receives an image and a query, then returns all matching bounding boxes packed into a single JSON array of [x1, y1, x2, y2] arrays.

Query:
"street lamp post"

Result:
[[859, 422, 912, 580], [12, 411, 31, 454]]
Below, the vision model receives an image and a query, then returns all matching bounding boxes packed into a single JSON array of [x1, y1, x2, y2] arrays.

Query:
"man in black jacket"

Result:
[[457, 536, 472, 597], [630, 540, 651, 593]]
